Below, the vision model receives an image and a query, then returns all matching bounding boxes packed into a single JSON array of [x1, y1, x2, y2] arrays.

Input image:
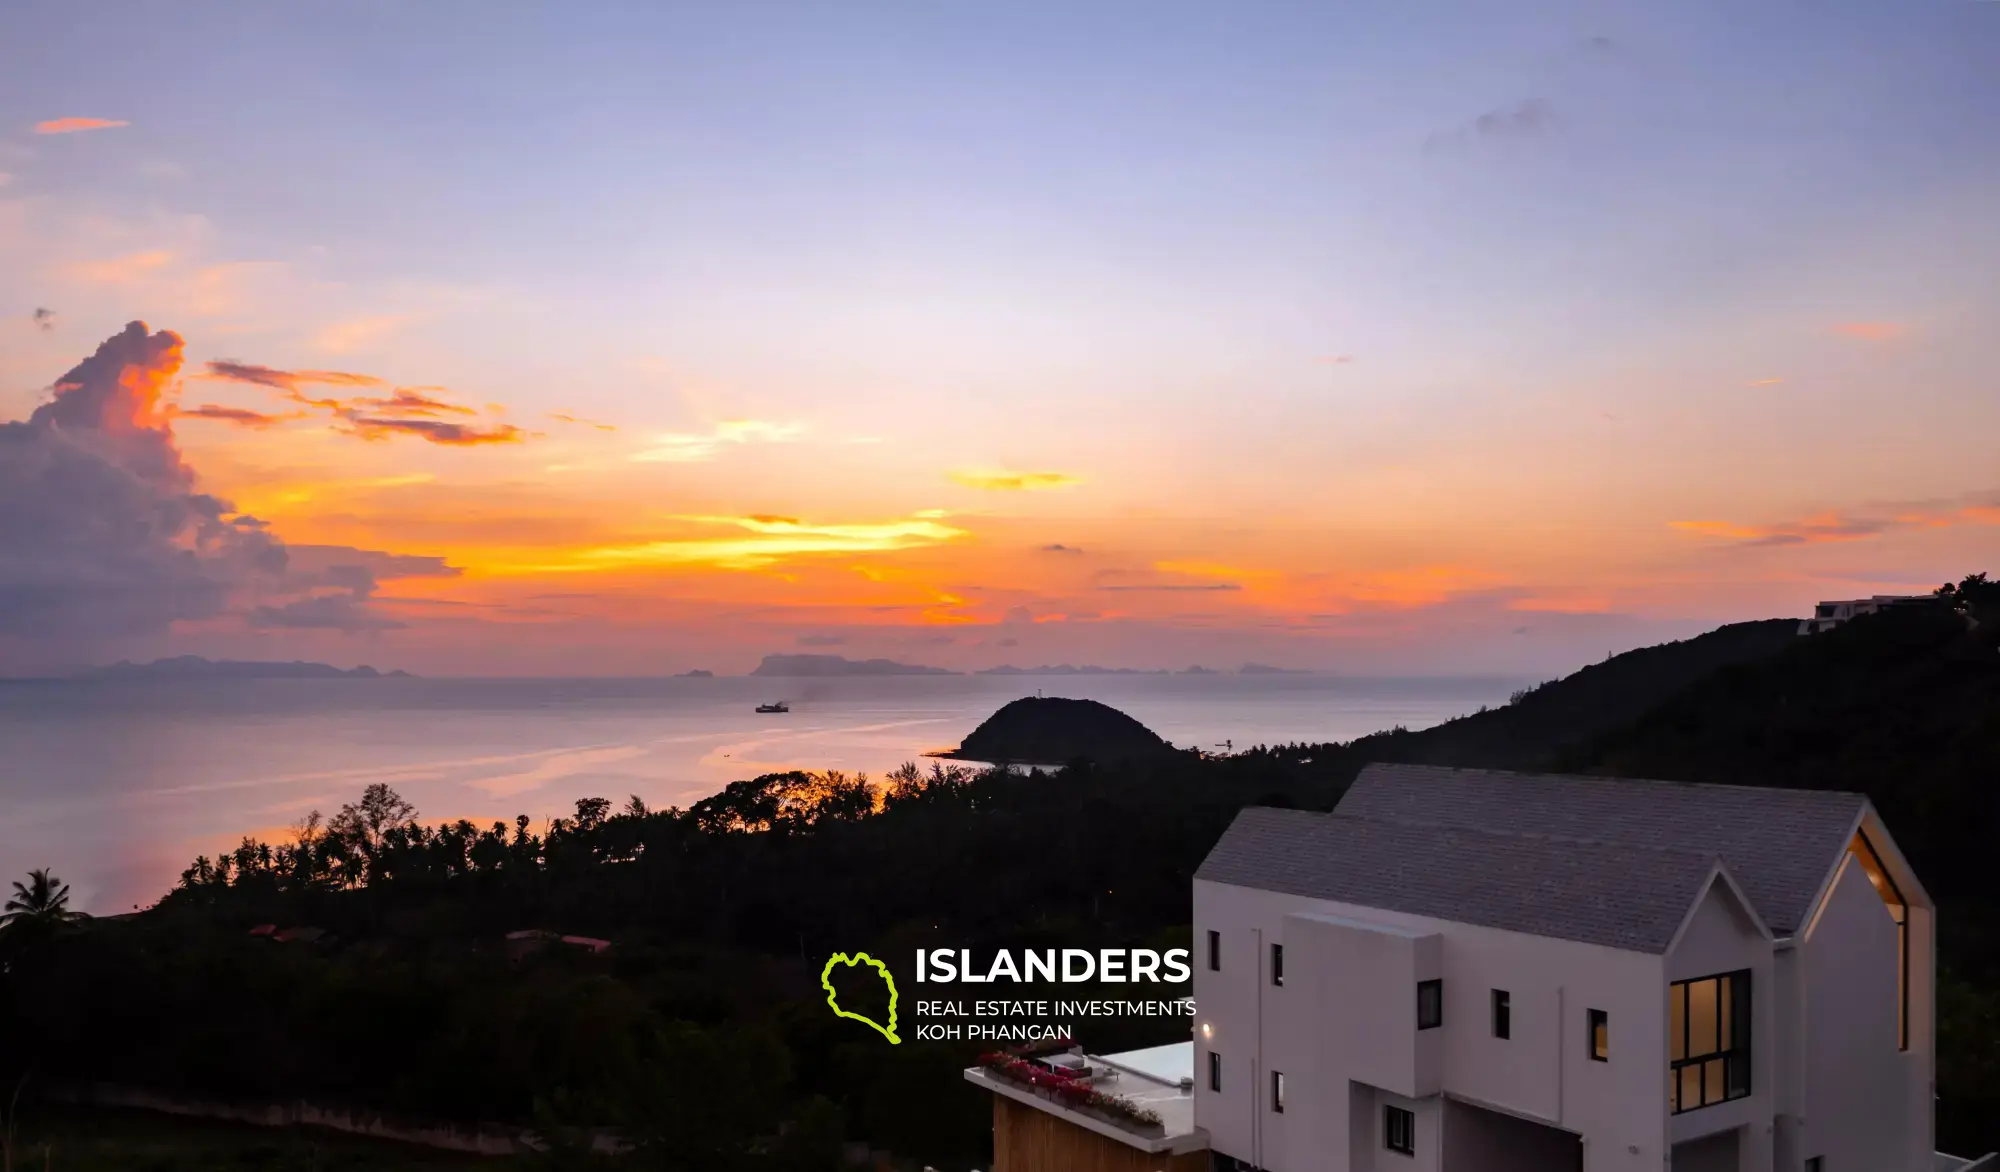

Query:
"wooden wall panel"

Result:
[[990, 1094, 1208, 1172]]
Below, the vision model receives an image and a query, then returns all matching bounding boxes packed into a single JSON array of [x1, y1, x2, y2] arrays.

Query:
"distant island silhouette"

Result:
[[1238, 662, 1312, 674], [749, 654, 957, 677], [87, 656, 414, 680], [679, 669, 715, 678], [933, 696, 1181, 765]]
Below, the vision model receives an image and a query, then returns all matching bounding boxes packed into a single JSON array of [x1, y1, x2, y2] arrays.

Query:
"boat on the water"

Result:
[[755, 701, 790, 714]]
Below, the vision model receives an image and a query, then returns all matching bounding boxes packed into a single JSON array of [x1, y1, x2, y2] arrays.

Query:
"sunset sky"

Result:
[[3, 0, 1997, 677]]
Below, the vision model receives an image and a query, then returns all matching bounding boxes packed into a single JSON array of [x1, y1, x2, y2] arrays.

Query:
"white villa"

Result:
[[1190, 763, 1948, 1172]]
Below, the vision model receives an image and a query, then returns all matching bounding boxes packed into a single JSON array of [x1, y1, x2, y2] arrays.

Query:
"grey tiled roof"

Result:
[[1335, 764, 1869, 936], [1195, 807, 1723, 953]]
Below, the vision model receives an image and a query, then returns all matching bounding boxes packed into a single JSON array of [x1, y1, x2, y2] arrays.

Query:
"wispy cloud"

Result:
[[1098, 582, 1242, 592], [315, 314, 411, 353], [632, 419, 803, 462], [1832, 321, 1905, 342], [200, 359, 523, 446], [343, 417, 525, 446], [1747, 377, 1785, 388], [548, 411, 617, 432], [1317, 354, 1355, 365], [34, 117, 129, 135], [203, 361, 384, 395], [174, 404, 296, 428], [951, 470, 1082, 491], [65, 250, 173, 285], [1672, 493, 2000, 547], [1040, 543, 1084, 554], [516, 513, 968, 572], [1425, 100, 1557, 154]]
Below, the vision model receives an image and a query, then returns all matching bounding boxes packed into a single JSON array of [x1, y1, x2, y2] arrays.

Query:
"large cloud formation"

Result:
[[0, 322, 450, 652]]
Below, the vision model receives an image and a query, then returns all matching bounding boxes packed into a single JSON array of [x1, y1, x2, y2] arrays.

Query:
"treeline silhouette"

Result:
[[2, 574, 1997, 1166]]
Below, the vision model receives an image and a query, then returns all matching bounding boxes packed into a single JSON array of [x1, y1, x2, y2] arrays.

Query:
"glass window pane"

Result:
[[1678, 1064, 1702, 1111], [1717, 977, 1732, 1050], [1704, 1058, 1725, 1106], [1670, 984, 1686, 1061], [1726, 1053, 1750, 1098], [1688, 978, 1719, 1058]]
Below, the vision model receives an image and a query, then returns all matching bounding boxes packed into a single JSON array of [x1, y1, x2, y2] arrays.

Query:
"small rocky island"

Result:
[[935, 696, 1181, 765]]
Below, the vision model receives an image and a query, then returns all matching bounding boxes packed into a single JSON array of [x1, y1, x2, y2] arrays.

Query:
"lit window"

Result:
[[1669, 971, 1751, 1113], [1271, 1070, 1285, 1113], [1417, 979, 1442, 1030], [1272, 942, 1284, 986], [1492, 989, 1511, 1039], [1849, 830, 1909, 1051], [1588, 1009, 1608, 1061], [1385, 1105, 1415, 1155]]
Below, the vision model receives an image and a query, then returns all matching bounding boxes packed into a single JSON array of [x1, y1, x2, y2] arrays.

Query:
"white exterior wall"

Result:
[[1194, 879, 1675, 1172], [1799, 850, 1934, 1172], [1664, 880, 1777, 1172]]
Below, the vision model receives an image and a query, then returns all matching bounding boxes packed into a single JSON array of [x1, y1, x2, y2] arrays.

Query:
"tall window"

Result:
[[1670, 970, 1751, 1113], [1271, 1070, 1286, 1113], [1272, 942, 1284, 986], [1207, 929, 1221, 972], [1492, 989, 1511, 1039], [1384, 1105, 1415, 1155], [1849, 830, 1910, 1051], [1417, 979, 1442, 1030], [1208, 1050, 1222, 1092], [1588, 1009, 1609, 1061]]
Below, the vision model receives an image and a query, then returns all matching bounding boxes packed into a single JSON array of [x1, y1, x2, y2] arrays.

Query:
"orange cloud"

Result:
[[342, 417, 526, 446], [203, 361, 385, 397], [951, 470, 1081, 491], [1832, 322, 1904, 342], [498, 513, 969, 573], [1673, 496, 2000, 547], [1746, 377, 1785, 388], [35, 117, 129, 135]]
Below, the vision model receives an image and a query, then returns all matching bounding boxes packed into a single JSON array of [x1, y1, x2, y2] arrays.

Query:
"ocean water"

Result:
[[0, 673, 1517, 913]]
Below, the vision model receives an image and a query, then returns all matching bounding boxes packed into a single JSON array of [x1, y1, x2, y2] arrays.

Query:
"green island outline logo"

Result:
[[820, 951, 901, 1044]]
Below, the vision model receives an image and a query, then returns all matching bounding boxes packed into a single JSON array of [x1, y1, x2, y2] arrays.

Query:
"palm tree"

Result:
[[0, 870, 84, 932]]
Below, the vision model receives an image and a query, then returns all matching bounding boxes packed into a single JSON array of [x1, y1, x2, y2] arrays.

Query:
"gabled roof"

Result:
[[1335, 763, 1868, 936], [1195, 806, 1727, 953]]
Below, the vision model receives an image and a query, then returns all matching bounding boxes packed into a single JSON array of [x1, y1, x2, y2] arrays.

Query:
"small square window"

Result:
[[1207, 929, 1221, 972], [1208, 1050, 1222, 1092], [1417, 979, 1442, 1030], [1271, 942, 1284, 986], [1384, 1105, 1415, 1155], [1588, 1009, 1609, 1061], [1271, 1070, 1285, 1113], [1492, 989, 1511, 1039]]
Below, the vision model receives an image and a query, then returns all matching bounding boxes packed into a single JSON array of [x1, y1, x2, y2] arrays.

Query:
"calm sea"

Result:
[[0, 673, 1517, 913]]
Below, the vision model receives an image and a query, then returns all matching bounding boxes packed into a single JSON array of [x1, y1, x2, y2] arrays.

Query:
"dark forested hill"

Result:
[[1346, 618, 1804, 771]]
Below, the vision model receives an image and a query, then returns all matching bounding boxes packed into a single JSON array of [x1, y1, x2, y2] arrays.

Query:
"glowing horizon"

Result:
[[3, 1, 1997, 678]]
